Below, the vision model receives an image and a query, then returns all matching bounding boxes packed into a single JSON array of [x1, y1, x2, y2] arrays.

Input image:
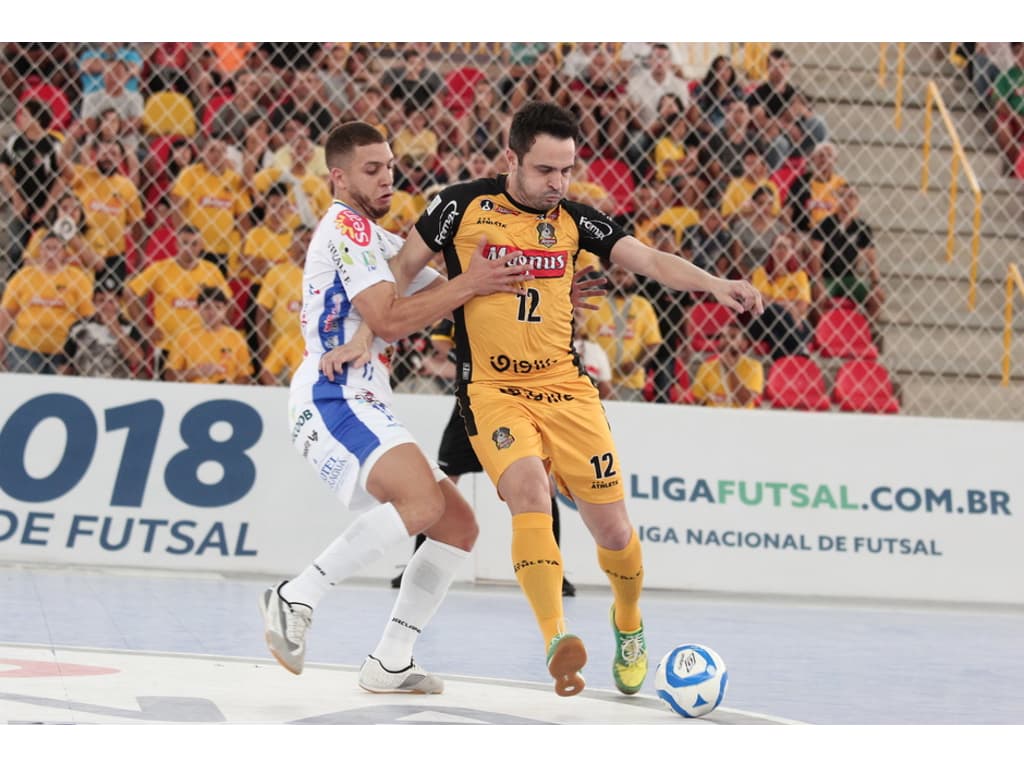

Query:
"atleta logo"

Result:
[[513, 557, 560, 572], [492, 426, 515, 450]]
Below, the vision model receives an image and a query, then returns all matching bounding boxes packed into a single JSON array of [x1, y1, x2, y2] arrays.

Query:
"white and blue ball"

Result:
[[655, 644, 728, 718]]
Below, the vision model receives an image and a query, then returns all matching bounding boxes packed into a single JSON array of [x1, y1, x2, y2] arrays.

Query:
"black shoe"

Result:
[[562, 577, 576, 597], [390, 571, 404, 589]]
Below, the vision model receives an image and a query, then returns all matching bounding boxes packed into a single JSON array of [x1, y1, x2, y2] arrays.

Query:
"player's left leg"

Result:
[[549, 380, 648, 695], [576, 497, 648, 695]]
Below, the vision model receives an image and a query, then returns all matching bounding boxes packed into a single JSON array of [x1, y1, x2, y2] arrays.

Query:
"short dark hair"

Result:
[[177, 224, 201, 238], [266, 182, 290, 200], [508, 101, 578, 161], [21, 98, 52, 130], [769, 48, 789, 61], [197, 285, 229, 304], [325, 120, 387, 169]]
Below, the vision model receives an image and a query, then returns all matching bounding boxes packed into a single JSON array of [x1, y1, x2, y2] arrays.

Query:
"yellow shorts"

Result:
[[462, 375, 624, 505]]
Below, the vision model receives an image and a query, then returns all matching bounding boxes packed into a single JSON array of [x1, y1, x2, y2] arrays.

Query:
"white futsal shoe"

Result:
[[358, 655, 444, 694], [259, 581, 313, 675]]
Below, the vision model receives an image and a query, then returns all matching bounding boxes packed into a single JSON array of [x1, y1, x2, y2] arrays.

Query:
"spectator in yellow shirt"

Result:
[[124, 225, 233, 376], [170, 135, 253, 277], [58, 127, 144, 290], [251, 122, 331, 231], [22, 191, 102, 273], [748, 232, 813, 359], [582, 261, 663, 401], [165, 285, 252, 385], [0, 230, 95, 373], [255, 225, 310, 378], [720, 148, 781, 219], [240, 182, 293, 283], [692, 319, 764, 408]]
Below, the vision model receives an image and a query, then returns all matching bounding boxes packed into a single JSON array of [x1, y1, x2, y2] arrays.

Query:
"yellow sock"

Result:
[[511, 512, 565, 649], [597, 529, 644, 631]]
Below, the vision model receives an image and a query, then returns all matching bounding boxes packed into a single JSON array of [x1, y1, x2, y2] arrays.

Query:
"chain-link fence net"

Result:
[[0, 42, 1021, 418]]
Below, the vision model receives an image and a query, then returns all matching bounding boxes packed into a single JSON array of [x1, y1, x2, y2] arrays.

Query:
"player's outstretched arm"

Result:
[[354, 239, 532, 343], [610, 236, 764, 316]]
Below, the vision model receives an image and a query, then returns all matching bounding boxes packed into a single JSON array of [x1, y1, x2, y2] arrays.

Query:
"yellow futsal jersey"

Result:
[[255, 260, 302, 348], [166, 324, 252, 384], [70, 165, 144, 257], [414, 175, 628, 395], [1, 264, 95, 354], [125, 259, 232, 349], [263, 332, 304, 380], [170, 163, 252, 254], [239, 225, 292, 282], [251, 168, 332, 231]]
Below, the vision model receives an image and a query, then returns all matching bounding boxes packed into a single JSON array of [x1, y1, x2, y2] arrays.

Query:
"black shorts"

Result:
[[437, 402, 482, 477]]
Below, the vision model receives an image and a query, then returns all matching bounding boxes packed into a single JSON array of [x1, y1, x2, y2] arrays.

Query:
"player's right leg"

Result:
[[497, 455, 586, 696], [262, 396, 436, 676], [465, 385, 585, 696]]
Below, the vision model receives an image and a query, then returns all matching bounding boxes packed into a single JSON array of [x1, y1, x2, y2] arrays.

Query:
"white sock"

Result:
[[281, 503, 410, 610], [370, 538, 470, 670]]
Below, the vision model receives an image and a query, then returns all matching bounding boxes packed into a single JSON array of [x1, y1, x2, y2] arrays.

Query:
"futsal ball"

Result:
[[655, 644, 728, 718]]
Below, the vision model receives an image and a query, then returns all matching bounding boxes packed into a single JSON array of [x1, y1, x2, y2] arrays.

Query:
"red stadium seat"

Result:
[[442, 66, 485, 119], [686, 302, 735, 354], [643, 358, 695, 404], [770, 156, 806, 204], [764, 355, 831, 411], [831, 359, 900, 414], [588, 157, 636, 217], [811, 307, 879, 360]]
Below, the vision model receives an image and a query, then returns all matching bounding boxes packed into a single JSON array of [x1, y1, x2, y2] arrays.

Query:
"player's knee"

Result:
[[397, 485, 446, 535]]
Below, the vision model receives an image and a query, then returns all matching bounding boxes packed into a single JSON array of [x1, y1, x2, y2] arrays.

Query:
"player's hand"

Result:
[[713, 278, 765, 317], [464, 238, 533, 296], [319, 341, 371, 382], [570, 269, 607, 311]]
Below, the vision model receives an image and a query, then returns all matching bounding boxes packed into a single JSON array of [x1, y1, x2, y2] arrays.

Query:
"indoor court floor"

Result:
[[2, 562, 1022, 728]]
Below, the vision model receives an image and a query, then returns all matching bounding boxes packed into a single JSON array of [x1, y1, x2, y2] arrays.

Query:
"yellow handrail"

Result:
[[920, 80, 983, 311], [1002, 264, 1024, 386], [877, 42, 905, 127]]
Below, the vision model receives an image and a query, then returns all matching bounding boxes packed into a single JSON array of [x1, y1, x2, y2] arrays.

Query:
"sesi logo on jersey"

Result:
[[483, 246, 568, 278], [334, 208, 372, 247]]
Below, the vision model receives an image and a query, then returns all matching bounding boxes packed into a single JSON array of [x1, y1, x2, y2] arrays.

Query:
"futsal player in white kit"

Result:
[[259, 120, 529, 692]]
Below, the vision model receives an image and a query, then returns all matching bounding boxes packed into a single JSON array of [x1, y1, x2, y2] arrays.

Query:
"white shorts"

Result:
[[289, 385, 445, 515]]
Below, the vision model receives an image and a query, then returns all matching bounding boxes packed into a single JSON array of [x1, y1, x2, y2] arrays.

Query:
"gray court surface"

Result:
[[0, 562, 1022, 726]]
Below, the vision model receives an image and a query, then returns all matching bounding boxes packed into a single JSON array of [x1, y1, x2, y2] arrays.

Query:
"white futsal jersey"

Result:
[[288, 200, 442, 512]]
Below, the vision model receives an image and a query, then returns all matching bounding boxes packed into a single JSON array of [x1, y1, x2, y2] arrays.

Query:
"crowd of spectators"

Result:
[[960, 42, 1024, 178], [0, 41, 890, 409]]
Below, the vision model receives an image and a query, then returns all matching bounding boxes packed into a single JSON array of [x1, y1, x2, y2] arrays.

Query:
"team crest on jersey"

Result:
[[536, 221, 557, 247], [334, 208, 372, 247], [492, 426, 515, 450], [480, 199, 494, 211]]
